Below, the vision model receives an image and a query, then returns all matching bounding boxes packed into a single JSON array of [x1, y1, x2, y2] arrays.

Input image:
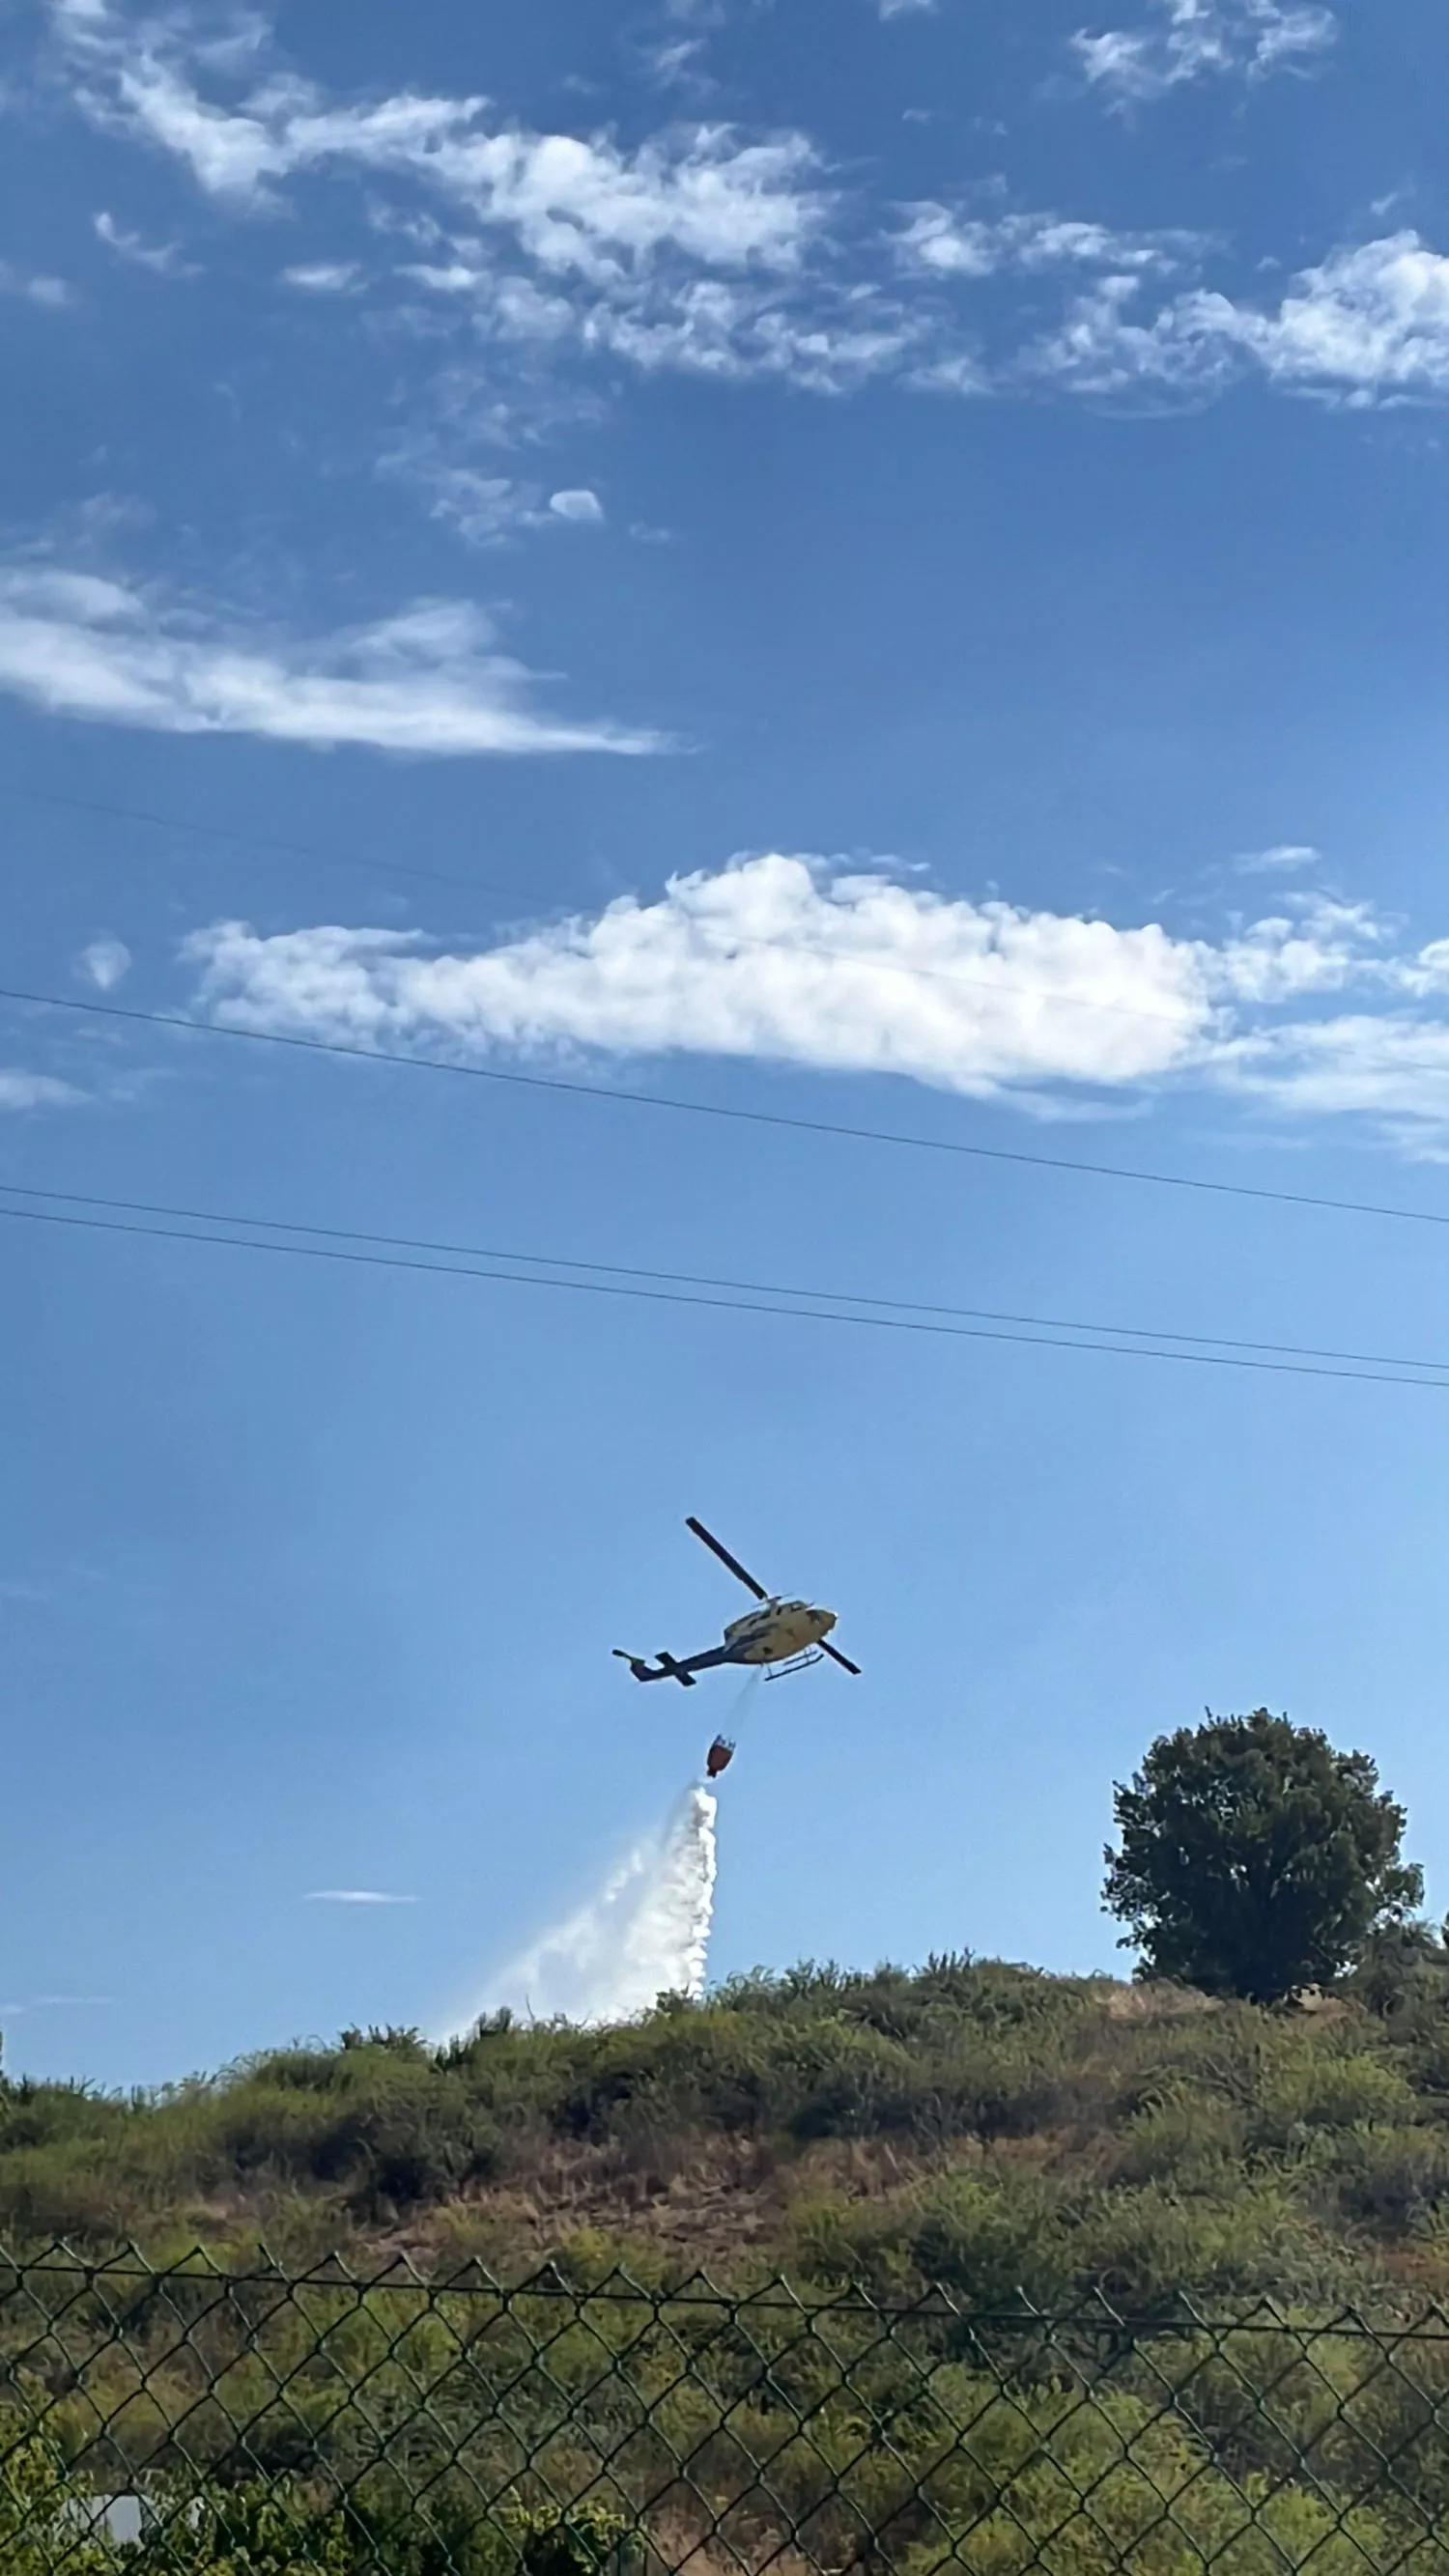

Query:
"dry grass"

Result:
[[406, 2134, 954, 2278], [645, 2507, 825, 2576]]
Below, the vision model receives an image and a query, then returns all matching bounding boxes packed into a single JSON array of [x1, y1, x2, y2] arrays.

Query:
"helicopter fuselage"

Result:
[[615, 1599, 837, 1686], [723, 1598, 837, 1664]]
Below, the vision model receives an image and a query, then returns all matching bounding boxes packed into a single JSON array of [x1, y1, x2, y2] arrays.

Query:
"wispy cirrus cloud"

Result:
[[178, 852, 1449, 1149], [0, 567, 665, 756], [0, 1994, 118, 2014], [304, 1889, 418, 1905], [1025, 237, 1449, 407], [94, 209, 197, 275], [0, 259, 74, 308], [1221, 1017, 1449, 1151], [40, 4, 1442, 425], [52, 2, 916, 392], [280, 260, 359, 292], [76, 936, 132, 989], [0, 1068, 85, 1110], [381, 449, 607, 549], [43, 3, 1233, 402], [59, 2, 824, 268], [1073, 0, 1338, 104], [896, 204, 1207, 282], [1235, 844, 1320, 876], [387, 465, 555, 550]]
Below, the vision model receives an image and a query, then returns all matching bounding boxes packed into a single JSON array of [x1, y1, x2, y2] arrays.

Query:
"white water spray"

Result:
[[438, 1784, 718, 2038]]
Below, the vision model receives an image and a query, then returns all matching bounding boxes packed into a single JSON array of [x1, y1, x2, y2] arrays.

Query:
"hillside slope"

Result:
[[5, 1955, 1449, 2309]]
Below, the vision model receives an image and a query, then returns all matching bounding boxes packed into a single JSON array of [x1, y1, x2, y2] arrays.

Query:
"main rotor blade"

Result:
[[686, 1516, 769, 1599], [821, 1641, 862, 1677]]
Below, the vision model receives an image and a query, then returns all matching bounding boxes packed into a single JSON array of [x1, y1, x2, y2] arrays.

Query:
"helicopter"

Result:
[[613, 1518, 862, 1712]]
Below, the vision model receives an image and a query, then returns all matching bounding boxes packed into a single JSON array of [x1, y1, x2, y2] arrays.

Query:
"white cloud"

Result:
[[1212, 895, 1387, 1005], [52, 5, 912, 397], [1026, 237, 1449, 407], [389, 256, 924, 392], [0, 261, 74, 308], [62, 8, 823, 273], [304, 1888, 418, 1904], [897, 205, 1205, 282], [595, 276, 925, 388], [1073, 0, 1338, 103], [1020, 274, 1238, 402], [638, 35, 712, 93], [384, 449, 610, 547], [181, 857, 1404, 1116], [0, 1994, 117, 2014], [0, 1069, 83, 1110], [398, 467, 549, 548], [549, 487, 604, 523], [1216, 235, 1449, 398], [77, 936, 131, 990], [1236, 843, 1320, 875], [0, 566, 665, 756], [49, 7, 1447, 423], [1222, 1018, 1449, 1153], [280, 260, 358, 291], [878, 0, 937, 15], [94, 210, 196, 275], [179, 860, 1449, 1146]]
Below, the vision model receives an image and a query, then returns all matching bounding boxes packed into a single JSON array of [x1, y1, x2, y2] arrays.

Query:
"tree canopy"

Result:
[[1102, 1708, 1422, 2004]]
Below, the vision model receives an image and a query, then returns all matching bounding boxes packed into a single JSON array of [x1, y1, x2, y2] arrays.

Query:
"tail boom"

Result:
[[611, 1643, 736, 1686], [611, 1648, 697, 1686]]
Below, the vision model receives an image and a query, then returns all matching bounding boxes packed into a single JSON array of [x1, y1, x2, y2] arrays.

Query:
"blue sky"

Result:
[[6, 0, 1449, 2086]]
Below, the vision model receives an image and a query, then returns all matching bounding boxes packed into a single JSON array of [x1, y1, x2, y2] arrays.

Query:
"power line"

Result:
[[7, 979, 1449, 1236], [2, 778, 1200, 1032], [2, 1189, 1446, 1391], [0, 779, 532, 901], [5, 1177, 1448, 1377]]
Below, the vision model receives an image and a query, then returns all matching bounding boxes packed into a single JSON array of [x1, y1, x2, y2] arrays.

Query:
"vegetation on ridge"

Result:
[[7, 1943, 1449, 2314]]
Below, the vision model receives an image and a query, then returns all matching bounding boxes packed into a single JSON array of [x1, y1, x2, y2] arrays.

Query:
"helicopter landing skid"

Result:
[[764, 1648, 827, 1681]]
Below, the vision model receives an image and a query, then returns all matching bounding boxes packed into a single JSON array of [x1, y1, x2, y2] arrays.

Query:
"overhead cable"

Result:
[[4, 1178, 1447, 1377], [0, 778, 524, 898], [0, 779, 1198, 1028], [6, 980, 1449, 1237], [3, 1192, 1446, 1392]]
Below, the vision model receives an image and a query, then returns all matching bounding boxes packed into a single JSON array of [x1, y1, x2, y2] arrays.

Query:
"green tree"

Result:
[[1103, 1710, 1422, 2004]]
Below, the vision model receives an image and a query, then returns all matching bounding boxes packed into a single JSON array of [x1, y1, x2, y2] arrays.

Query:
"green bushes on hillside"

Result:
[[6, 1952, 1449, 2315]]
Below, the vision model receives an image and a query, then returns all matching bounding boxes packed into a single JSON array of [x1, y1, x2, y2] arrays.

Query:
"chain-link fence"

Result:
[[6, 2249, 1449, 2573]]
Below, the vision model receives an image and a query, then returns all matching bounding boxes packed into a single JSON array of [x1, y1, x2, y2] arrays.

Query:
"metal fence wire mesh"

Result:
[[7, 2252, 1449, 2574]]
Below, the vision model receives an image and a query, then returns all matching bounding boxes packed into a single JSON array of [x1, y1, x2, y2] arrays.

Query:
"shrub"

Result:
[[1112, 2087, 1247, 2188], [1328, 2125, 1449, 2233], [1247, 2051, 1419, 2149], [1075, 2180, 1336, 2311]]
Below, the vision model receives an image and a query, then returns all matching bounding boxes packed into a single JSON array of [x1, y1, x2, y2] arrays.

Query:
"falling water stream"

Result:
[[437, 1780, 719, 2037]]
